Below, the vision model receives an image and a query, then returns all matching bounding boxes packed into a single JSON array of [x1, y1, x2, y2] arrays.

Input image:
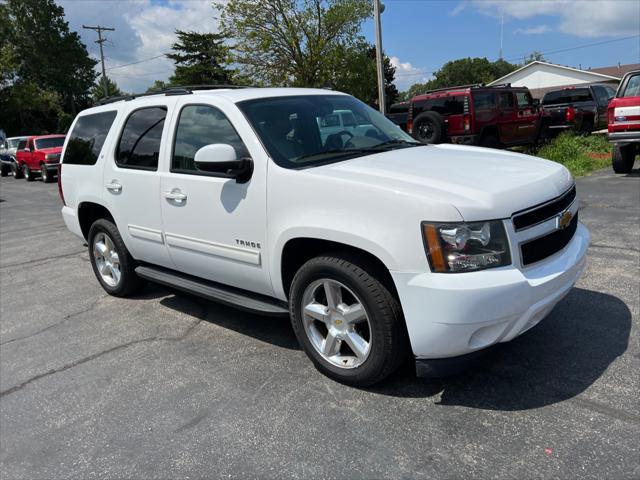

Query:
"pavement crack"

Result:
[[0, 296, 104, 346], [1, 250, 85, 270], [590, 243, 640, 253], [0, 318, 203, 398]]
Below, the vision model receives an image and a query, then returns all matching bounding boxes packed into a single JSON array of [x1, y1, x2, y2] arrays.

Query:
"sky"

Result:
[[58, 0, 640, 93]]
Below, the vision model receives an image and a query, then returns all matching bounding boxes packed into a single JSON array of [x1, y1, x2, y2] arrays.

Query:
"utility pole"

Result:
[[499, 10, 504, 60], [83, 25, 115, 99], [373, 0, 386, 114]]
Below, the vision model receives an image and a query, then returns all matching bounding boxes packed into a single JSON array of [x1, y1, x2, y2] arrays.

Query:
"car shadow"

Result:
[[371, 287, 631, 410], [158, 289, 300, 351]]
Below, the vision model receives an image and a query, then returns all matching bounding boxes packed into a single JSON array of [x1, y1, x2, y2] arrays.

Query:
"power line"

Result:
[[106, 54, 167, 71], [82, 24, 115, 100]]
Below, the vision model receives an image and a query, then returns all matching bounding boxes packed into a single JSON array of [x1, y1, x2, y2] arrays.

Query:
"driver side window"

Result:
[[172, 104, 248, 174]]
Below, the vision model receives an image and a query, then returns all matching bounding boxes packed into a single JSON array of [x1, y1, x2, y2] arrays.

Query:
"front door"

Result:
[[513, 90, 539, 143], [497, 92, 517, 143], [101, 104, 174, 268], [159, 101, 271, 296]]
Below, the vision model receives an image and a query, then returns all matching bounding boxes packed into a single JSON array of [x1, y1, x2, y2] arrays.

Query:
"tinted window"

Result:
[[389, 103, 409, 114], [63, 111, 117, 165], [172, 105, 248, 173], [116, 107, 166, 170], [516, 91, 533, 107], [592, 86, 613, 106], [35, 137, 65, 149], [17, 140, 27, 150], [621, 74, 640, 98], [542, 88, 592, 105], [499, 92, 514, 108], [473, 92, 496, 111], [423, 96, 465, 115]]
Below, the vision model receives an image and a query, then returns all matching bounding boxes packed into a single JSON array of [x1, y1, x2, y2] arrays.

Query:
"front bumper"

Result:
[[391, 222, 589, 359]]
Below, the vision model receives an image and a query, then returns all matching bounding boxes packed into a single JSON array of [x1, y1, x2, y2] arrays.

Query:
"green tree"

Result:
[[331, 42, 398, 108], [146, 80, 170, 93], [523, 51, 547, 64], [91, 76, 123, 103], [217, 0, 372, 87], [402, 57, 518, 99], [167, 30, 234, 86]]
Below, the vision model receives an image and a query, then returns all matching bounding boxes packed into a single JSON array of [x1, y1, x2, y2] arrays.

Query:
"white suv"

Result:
[[59, 87, 589, 386]]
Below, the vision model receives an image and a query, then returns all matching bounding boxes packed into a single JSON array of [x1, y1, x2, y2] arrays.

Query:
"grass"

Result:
[[520, 132, 612, 177]]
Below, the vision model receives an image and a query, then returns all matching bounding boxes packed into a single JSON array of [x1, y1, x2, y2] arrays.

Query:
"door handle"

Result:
[[105, 181, 122, 193], [164, 189, 187, 203]]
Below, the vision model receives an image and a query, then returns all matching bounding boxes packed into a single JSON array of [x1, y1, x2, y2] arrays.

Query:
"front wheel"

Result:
[[612, 144, 636, 174], [40, 164, 53, 183], [289, 255, 408, 386], [0, 164, 8, 177], [23, 164, 34, 182], [88, 219, 144, 297]]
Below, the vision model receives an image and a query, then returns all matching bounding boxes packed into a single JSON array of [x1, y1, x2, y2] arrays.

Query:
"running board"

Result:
[[135, 265, 289, 316]]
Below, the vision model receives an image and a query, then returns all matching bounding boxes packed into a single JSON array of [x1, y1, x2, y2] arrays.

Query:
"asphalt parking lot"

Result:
[[1, 164, 639, 479]]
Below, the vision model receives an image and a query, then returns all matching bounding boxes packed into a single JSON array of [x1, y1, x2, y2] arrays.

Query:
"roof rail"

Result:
[[95, 84, 255, 106]]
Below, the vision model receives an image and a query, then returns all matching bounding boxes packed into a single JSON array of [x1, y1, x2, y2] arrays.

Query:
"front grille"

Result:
[[520, 211, 578, 265], [512, 186, 576, 231]]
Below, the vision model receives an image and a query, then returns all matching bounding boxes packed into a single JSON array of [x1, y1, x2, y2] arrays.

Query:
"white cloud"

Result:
[[514, 25, 550, 35], [389, 56, 431, 91], [59, 0, 222, 92], [471, 0, 640, 38], [449, 1, 467, 17]]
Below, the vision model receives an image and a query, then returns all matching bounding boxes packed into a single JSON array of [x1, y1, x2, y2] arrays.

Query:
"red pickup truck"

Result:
[[609, 70, 640, 173], [15, 134, 66, 182], [407, 84, 540, 148]]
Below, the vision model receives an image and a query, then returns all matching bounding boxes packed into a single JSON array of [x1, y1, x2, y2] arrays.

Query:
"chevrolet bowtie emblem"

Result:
[[557, 210, 573, 230]]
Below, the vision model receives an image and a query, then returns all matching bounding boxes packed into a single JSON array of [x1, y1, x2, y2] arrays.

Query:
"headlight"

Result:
[[421, 220, 511, 273]]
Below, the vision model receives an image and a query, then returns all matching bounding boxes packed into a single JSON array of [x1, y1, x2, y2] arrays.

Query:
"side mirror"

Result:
[[194, 144, 253, 184], [532, 99, 540, 107]]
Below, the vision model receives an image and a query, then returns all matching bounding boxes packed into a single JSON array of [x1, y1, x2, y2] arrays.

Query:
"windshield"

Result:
[[35, 137, 65, 150], [237, 94, 419, 168], [620, 74, 640, 98], [7, 138, 23, 149], [542, 88, 592, 105]]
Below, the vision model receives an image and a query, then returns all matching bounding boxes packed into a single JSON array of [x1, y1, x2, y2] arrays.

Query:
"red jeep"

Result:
[[608, 70, 640, 173], [15, 134, 66, 182], [407, 84, 541, 148]]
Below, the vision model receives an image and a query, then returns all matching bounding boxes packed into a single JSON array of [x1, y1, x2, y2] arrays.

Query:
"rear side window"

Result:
[[621, 74, 640, 98], [17, 140, 27, 150], [473, 92, 496, 111], [499, 92, 514, 108], [64, 112, 117, 165], [172, 105, 247, 173], [116, 107, 166, 170], [516, 91, 533, 107], [423, 96, 465, 115]]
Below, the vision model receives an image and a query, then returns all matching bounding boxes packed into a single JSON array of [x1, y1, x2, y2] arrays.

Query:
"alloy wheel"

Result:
[[301, 278, 372, 369], [93, 232, 122, 287]]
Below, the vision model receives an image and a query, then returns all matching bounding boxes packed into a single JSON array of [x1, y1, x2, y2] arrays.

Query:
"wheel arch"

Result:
[[278, 236, 399, 303], [78, 202, 115, 240]]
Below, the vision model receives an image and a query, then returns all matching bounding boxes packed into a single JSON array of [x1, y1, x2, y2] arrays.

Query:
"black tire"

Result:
[[23, 164, 34, 182], [480, 134, 501, 149], [413, 111, 444, 144], [12, 162, 23, 179], [0, 164, 8, 177], [579, 117, 594, 136], [612, 144, 636, 174], [88, 218, 144, 297], [40, 164, 53, 183], [289, 254, 408, 386]]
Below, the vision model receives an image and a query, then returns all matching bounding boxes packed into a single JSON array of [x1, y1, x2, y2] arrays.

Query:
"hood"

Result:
[[307, 144, 574, 221], [39, 147, 63, 155]]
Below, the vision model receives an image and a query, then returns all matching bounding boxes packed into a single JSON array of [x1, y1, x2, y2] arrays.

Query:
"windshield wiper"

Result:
[[368, 139, 421, 150], [295, 149, 373, 162]]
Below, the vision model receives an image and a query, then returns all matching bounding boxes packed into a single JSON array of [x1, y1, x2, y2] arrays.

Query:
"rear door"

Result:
[[592, 86, 614, 129], [497, 92, 517, 143], [101, 102, 174, 268]]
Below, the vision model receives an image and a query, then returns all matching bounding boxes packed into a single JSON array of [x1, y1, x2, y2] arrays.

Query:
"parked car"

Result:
[[15, 134, 65, 182], [608, 70, 640, 173], [0, 136, 28, 177], [385, 101, 409, 131], [407, 84, 541, 148], [59, 86, 588, 386], [540, 84, 615, 138]]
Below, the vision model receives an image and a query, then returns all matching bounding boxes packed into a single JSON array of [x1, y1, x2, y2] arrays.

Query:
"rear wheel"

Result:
[[579, 118, 594, 136], [23, 164, 34, 182], [12, 162, 23, 179], [612, 144, 636, 174], [289, 254, 408, 386], [413, 112, 444, 144], [480, 134, 501, 149], [0, 164, 8, 177], [88, 219, 144, 297]]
